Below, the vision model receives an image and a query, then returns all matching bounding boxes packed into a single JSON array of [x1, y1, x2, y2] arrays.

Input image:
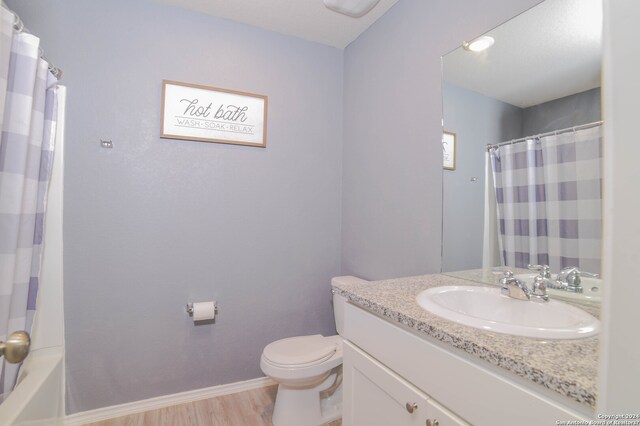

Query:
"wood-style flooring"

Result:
[[84, 384, 342, 426]]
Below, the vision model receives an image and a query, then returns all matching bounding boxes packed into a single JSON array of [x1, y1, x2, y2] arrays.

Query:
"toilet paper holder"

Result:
[[186, 302, 217, 316]]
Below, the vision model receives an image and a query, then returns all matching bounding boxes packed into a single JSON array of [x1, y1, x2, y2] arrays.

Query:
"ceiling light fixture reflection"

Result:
[[463, 36, 495, 52]]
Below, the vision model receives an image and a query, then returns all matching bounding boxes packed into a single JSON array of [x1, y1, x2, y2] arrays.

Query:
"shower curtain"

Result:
[[0, 7, 59, 400], [489, 125, 602, 275], [482, 152, 501, 269]]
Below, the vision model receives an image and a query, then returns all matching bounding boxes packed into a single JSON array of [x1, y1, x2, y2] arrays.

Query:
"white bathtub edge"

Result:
[[0, 347, 64, 425]]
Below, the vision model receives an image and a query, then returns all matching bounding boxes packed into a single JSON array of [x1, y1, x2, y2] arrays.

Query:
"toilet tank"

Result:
[[331, 276, 370, 336], [332, 292, 347, 336]]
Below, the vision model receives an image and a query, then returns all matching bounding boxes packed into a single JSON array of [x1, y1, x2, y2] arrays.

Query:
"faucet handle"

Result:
[[530, 276, 550, 302], [527, 264, 551, 279], [558, 266, 578, 277], [558, 266, 599, 276], [497, 270, 512, 285], [499, 270, 514, 288], [557, 267, 598, 292]]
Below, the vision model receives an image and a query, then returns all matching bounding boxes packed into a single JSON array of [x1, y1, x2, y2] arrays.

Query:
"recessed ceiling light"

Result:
[[463, 36, 495, 52]]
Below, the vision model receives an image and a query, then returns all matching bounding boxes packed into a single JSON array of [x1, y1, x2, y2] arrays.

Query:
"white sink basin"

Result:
[[416, 286, 600, 339], [514, 274, 602, 303]]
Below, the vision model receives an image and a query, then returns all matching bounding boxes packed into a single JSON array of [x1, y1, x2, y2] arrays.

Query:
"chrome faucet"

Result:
[[500, 274, 530, 300], [528, 264, 551, 279], [552, 267, 599, 293], [524, 264, 599, 294], [500, 272, 549, 302]]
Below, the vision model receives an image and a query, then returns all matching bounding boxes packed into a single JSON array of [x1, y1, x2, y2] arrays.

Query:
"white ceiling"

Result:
[[157, 0, 601, 107], [443, 0, 602, 108], [158, 0, 400, 49]]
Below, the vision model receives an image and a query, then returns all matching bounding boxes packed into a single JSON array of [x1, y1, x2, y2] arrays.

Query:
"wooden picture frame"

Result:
[[442, 131, 456, 170], [161, 80, 268, 147]]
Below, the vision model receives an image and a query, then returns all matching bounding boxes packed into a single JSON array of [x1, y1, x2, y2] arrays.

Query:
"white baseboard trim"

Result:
[[64, 376, 275, 426]]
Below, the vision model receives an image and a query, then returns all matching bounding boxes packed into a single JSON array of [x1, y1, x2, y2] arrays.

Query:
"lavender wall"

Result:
[[441, 83, 522, 272], [341, 0, 542, 280], [7, 0, 343, 414], [7, 0, 549, 415], [523, 87, 601, 135]]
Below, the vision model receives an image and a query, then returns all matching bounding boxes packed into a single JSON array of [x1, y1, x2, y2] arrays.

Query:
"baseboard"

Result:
[[64, 376, 275, 426]]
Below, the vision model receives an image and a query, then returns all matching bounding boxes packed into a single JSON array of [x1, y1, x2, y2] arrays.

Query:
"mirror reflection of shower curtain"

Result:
[[482, 152, 501, 268], [489, 125, 602, 274]]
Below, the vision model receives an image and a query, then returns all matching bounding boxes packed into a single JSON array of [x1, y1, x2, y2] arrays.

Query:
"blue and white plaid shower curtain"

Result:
[[489, 125, 602, 275], [0, 7, 59, 399]]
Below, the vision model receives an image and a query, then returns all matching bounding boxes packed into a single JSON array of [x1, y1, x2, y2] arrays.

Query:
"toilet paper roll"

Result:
[[192, 301, 216, 322]]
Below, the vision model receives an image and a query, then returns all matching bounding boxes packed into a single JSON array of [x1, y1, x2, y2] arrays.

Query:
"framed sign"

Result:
[[161, 80, 268, 147], [442, 131, 456, 170]]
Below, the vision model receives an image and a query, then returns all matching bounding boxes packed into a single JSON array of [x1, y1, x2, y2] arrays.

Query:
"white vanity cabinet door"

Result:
[[343, 341, 469, 426]]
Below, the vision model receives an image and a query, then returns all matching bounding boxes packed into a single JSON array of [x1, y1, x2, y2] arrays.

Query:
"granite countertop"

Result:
[[332, 269, 599, 408]]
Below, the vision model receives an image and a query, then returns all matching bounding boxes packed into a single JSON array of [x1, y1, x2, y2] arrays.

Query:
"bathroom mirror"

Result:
[[440, 0, 603, 296]]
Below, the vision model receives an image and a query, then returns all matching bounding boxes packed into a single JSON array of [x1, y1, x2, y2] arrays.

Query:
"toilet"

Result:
[[260, 276, 363, 426]]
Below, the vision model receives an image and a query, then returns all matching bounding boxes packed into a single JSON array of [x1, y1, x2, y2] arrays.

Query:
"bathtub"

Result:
[[0, 347, 64, 425]]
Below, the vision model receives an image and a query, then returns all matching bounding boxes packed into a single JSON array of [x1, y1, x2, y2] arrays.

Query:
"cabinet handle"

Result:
[[405, 402, 418, 413], [426, 419, 439, 426]]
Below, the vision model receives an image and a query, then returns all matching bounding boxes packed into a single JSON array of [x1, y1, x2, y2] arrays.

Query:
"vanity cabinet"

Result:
[[344, 340, 468, 426], [341, 301, 592, 426]]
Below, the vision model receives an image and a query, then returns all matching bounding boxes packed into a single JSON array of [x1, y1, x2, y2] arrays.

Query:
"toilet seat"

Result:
[[260, 333, 345, 426], [263, 335, 338, 367]]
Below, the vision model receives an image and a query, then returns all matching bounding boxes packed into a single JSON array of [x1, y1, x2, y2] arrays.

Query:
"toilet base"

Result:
[[272, 369, 342, 426]]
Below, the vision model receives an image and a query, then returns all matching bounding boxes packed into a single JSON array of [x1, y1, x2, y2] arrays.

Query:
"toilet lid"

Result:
[[263, 335, 338, 367]]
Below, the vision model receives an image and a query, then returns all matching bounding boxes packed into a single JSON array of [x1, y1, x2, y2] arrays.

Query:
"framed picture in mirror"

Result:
[[442, 131, 456, 170]]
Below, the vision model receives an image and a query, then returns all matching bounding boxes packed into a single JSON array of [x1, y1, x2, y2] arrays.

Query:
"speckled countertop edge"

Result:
[[332, 270, 599, 408]]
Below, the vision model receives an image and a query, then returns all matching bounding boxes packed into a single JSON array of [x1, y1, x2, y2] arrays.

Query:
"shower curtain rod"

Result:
[[2, 2, 63, 79], [486, 120, 603, 151]]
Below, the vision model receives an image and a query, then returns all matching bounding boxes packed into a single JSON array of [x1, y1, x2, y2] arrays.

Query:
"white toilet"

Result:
[[260, 276, 362, 426]]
